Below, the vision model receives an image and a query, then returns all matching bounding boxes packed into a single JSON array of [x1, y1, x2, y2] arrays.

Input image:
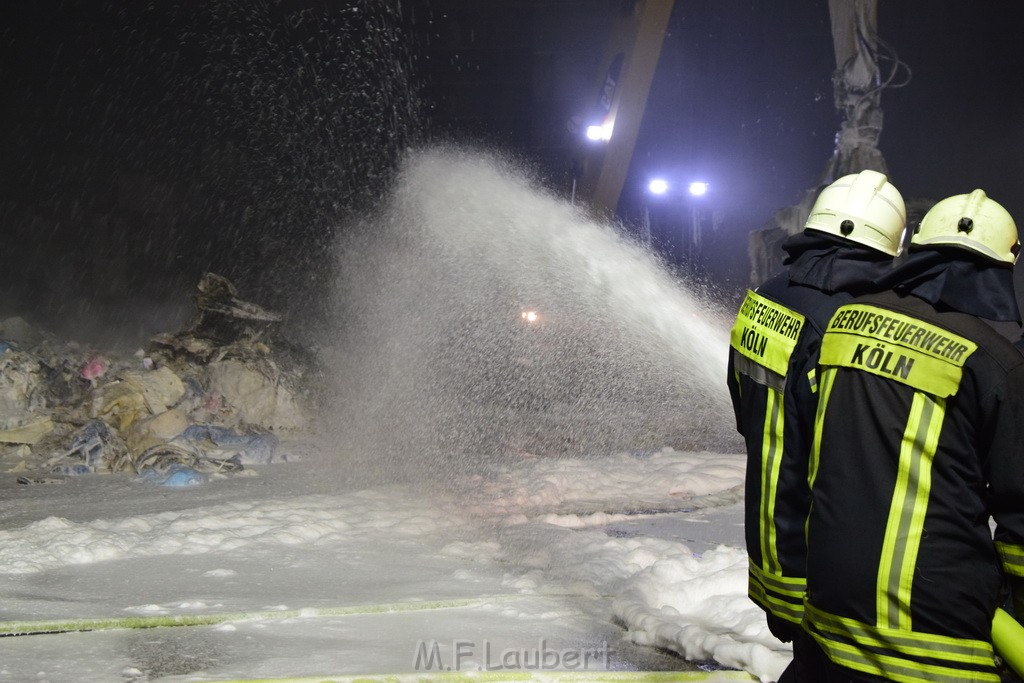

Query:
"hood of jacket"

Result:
[[781, 231, 896, 296]]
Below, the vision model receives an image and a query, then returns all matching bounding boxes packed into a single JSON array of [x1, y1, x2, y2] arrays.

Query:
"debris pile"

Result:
[[0, 274, 317, 486]]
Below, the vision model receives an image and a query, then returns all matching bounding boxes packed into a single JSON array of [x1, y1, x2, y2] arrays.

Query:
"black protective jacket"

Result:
[[727, 232, 894, 642], [805, 253, 1024, 682]]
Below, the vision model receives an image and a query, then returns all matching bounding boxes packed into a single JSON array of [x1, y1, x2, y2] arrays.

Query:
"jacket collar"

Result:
[[782, 231, 895, 296], [878, 247, 1021, 324]]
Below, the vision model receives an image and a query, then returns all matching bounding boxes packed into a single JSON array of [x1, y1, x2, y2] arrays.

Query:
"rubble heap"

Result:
[[0, 274, 317, 486]]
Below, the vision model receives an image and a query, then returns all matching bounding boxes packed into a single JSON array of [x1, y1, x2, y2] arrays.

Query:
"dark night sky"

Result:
[[622, 1, 1024, 289], [2, 1, 1023, 340], [878, 2, 1024, 218], [620, 1, 838, 285], [1, 0, 422, 340]]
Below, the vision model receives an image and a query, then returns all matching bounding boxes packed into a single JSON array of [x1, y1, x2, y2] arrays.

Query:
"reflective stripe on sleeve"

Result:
[[996, 541, 1024, 577], [809, 367, 837, 489], [748, 560, 805, 625]]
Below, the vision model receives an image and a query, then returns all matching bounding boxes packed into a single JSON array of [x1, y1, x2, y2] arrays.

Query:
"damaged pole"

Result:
[[747, 0, 909, 284], [821, 0, 888, 182]]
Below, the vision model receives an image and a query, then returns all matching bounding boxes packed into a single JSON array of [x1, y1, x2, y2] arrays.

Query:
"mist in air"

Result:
[[320, 146, 741, 483]]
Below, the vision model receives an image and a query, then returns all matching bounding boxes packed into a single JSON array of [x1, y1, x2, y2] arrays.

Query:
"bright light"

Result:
[[585, 123, 612, 142], [688, 181, 709, 197], [648, 178, 669, 195], [521, 310, 540, 323]]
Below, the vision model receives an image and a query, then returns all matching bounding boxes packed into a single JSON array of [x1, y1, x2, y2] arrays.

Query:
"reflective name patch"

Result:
[[819, 304, 977, 397], [730, 290, 805, 376]]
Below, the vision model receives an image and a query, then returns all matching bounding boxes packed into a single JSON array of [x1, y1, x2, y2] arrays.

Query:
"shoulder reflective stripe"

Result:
[[877, 393, 945, 631], [809, 367, 837, 489], [820, 304, 977, 397], [805, 603, 999, 682], [730, 290, 805, 377], [996, 541, 1024, 577], [759, 387, 784, 575]]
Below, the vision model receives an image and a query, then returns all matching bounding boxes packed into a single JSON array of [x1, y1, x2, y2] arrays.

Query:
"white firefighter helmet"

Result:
[[912, 189, 1020, 265], [804, 170, 907, 256]]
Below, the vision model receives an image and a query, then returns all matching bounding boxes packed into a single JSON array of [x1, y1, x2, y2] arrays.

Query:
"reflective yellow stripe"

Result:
[[877, 393, 945, 630], [806, 368, 818, 394], [820, 304, 976, 397], [809, 603, 996, 660], [730, 290, 805, 377], [806, 602, 998, 682], [818, 640, 998, 683], [759, 388, 783, 575], [748, 560, 807, 596], [748, 581, 803, 624], [748, 560, 806, 623], [809, 367, 837, 489], [996, 541, 1024, 577]]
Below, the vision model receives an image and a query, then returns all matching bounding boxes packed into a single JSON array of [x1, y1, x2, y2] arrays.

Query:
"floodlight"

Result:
[[648, 178, 669, 195]]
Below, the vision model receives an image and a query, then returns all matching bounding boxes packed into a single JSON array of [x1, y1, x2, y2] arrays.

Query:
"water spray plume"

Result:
[[324, 147, 739, 482]]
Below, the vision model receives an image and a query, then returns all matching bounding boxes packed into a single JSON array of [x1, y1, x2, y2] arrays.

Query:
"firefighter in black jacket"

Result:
[[797, 190, 1024, 682], [727, 170, 907, 646]]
